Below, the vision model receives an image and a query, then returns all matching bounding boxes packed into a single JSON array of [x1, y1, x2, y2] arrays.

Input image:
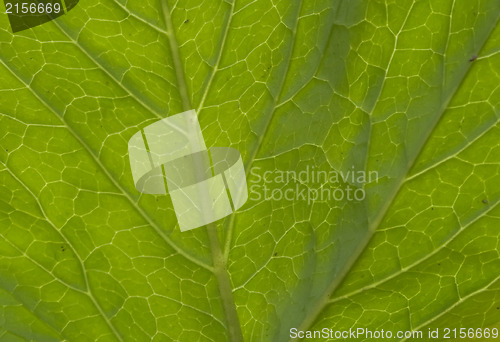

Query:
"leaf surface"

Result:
[[0, 0, 499, 341]]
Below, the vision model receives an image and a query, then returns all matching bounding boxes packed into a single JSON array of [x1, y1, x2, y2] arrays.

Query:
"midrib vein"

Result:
[[161, 0, 192, 111], [207, 223, 244, 342], [160, 2, 244, 341], [291, 10, 500, 339]]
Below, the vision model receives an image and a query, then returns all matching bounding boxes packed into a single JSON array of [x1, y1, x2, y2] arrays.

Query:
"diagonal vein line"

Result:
[[196, 0, 236, 112], [275, 1, 342, 110], [109, 0, 168, 35], [0, 166, 124, 342], [0, 284, 64, 340], [291, 9, 500, 338], [401, 272, 500, 341], [0, 57, 214, 273], [405, 118, 500, 182], [223, 0, 306, 262], [150, 291, 227, 327], [328, 198, 500, 305], [49, 17, 166, 119]]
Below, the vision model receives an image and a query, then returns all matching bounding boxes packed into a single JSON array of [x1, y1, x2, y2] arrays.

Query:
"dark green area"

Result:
[[4, 0, 79, 33]]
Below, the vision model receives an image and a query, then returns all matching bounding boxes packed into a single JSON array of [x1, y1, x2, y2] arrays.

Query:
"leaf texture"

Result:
[[0, 0, 499, 341]]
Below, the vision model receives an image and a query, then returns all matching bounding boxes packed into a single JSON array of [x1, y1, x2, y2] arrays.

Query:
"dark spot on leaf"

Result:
[[61, 245, 66, 252], [469, 55, 477, 62], [274, 252, 277, 256], [431, 207, 434, 210], [437, 263, 440, 266], [184, 19, 190, 24], [482, 199, 488, 204]]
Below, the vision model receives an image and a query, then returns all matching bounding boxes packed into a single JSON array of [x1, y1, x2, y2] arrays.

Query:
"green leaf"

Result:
[[0, 0, 499, 341]]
